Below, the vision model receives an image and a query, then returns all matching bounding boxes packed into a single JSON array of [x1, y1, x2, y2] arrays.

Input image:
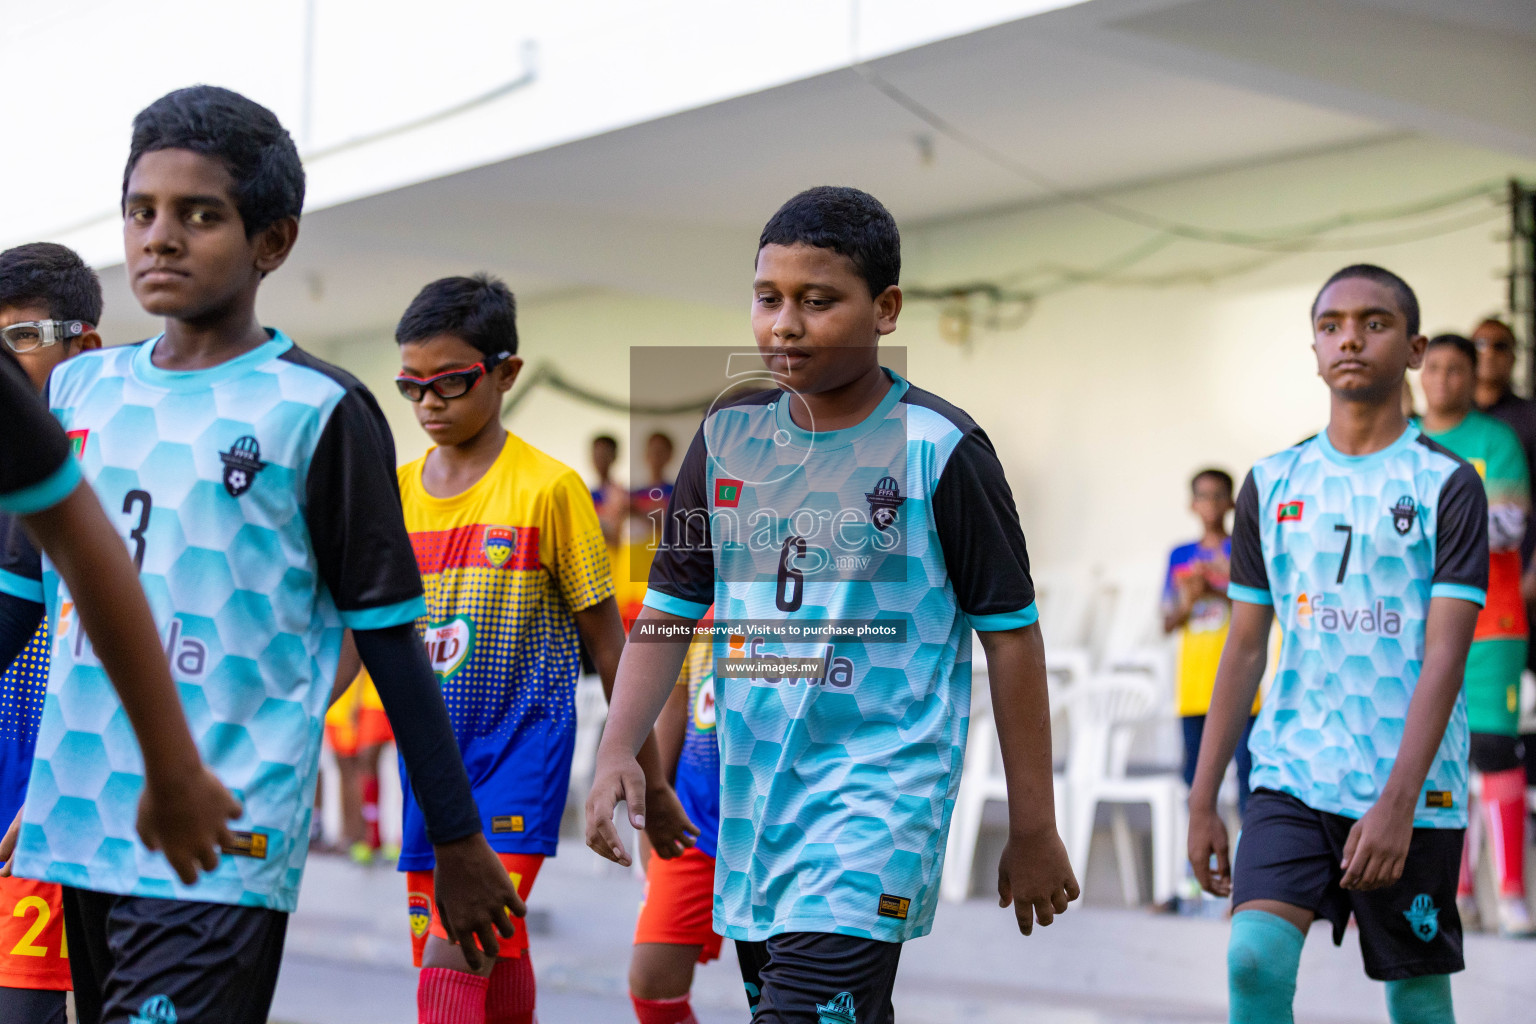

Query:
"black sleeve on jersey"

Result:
[[0, 514, 42, 588], [1230, 471, 1269, 593], [303, 387, 425, 616], [645, 425, 715, 610], [353, 624, 480, 846], [0, 592, 43, 672], [932, 430, 1035, 619], [1433, 461, 1490, 592], [0, 349, 71, 502]]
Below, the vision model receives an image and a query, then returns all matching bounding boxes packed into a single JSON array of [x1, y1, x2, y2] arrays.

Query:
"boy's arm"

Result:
[[1186, 600, 1271, 895], [1339, 461, 1487, 891], [654, 679, 690, 785], [302, 386, 520, 971], [929, 429, 1076, 933], [22, 483, 241, 883], [585, 605, 695, 865], [573, 596, 698, 859], [330, 629, 361, 709], [979, 623, 1080, 935]]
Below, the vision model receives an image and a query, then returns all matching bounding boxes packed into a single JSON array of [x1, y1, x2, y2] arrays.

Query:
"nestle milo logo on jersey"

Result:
[[425, 616, 474, 677], [1294, 593, 1403, 635]]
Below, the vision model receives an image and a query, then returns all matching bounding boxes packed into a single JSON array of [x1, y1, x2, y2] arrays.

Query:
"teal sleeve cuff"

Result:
[[1228, 583, 1273, 607], [340, 595, 428, 630], [642, 589, 711, 620], [1430, 582, 1486, 608], [969, 602, 1039, 632], [0, 458, 80, 516], [0, 569, 44, 603]]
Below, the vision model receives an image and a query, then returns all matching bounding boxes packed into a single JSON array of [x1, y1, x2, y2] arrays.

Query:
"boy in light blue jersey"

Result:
[[1188, 265, 1486, 1024], [8, 86, 521, 1024], [588, 187, 1077, 1023]]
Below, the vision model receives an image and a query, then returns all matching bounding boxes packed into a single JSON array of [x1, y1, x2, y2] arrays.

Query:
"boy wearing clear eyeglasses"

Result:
[[388, 274, 695, 1024]]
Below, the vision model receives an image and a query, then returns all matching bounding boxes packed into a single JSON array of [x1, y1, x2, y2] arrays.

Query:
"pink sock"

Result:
[[631, 994, 699, 1024], [486, 954, 536, 1024], [1483, 767, 1529, 898], [418, 967, 489, 1024]]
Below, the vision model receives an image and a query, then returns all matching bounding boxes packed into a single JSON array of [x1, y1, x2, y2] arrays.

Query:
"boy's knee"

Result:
[[1227, 910, 1304, 1023]]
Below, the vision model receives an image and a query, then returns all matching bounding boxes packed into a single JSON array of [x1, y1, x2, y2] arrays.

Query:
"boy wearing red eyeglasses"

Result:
[[391, 274, 697, 1024]]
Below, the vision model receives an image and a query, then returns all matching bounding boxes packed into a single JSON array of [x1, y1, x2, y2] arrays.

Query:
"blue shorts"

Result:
[[1232, 789, 1463, 981]]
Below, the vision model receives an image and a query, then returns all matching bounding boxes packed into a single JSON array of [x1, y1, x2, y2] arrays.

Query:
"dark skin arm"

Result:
[[586, 606, 695, 865], [574, 596, 698, 859], [330, 629, 362, 709], [0, 483, 240, 884], [1187, 600, 1271, 896], [654, 681, 690, 787], [978, 622, 1080, 935], [1337, 596, 1478, 890]]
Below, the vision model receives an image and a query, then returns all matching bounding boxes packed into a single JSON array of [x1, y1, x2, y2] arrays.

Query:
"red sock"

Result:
[[631, 994, 698, 1024], [362, 774, 381, 849], [486, 954, 536, 1024], [1483, 767, 1528, 898], [418, 967, 489, 1024]]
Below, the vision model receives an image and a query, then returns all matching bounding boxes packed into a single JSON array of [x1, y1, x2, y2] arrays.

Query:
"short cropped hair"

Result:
[[1311, 264, 1420, 337], [758, 186, 900, 297], [396, 273, 518, 359], [592, 434, 618, 451], [1426, 333, 1478, 369], [1190, 468, 1233, 497], [0, 243, 103, 324], [124, 86, 305, 238]]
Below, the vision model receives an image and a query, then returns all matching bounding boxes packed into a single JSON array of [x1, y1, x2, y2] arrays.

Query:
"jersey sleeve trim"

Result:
[[969, 603, 1038, 631], [0, 569, 43, 603], [1430, 582, 1486, 607], [340, 595, 428, 631], [643, 589, 711, 620], [1228, 582, 1273, 606], [0, 459, 78, 516]]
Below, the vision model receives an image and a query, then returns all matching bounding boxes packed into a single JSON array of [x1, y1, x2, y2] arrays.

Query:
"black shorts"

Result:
[[735, 932, 903, 1024], [1232, 789, 1463, 981], [63, 887, 288, 1024], [0, 986, 65, 1024], [1469, 731, 1526, 773]]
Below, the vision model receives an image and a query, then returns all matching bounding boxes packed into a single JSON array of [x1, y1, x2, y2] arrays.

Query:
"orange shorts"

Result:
[[406, 852, 542, 967], [0, 876, 70, 990], [633, 846, 721, 962], [324, 672, 393, 757]]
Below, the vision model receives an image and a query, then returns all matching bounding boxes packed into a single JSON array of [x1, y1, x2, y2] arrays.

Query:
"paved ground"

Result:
[[271, 848, 1536, 1023]]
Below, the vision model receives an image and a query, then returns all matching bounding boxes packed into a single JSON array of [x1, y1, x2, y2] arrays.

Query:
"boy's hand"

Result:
[[642, 782, 700, 860], [137, 767, 243, 885], [432, 833, 525, 972], [586, 751, 647, 866], [997, 825, 1079, 935], [1187, 804, 1231, 896], [1340, 796, 1413, 891], [0, 806, 20, 877]]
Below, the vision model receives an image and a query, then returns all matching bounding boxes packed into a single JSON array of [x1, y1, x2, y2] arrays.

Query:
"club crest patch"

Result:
[[1404, 893, 1439, 942], [815, 991, 857, 1024], [483, 526, 516, 568], [408, 891, 432, 938], [1390, 495, 1418, 536], [129, 995, 178, 1024], [864, 476, 905, 531], [220, 435, 265, 497]]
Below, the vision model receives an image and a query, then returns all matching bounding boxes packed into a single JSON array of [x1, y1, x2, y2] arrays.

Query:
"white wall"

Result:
[[315, 134, 1536, 583]]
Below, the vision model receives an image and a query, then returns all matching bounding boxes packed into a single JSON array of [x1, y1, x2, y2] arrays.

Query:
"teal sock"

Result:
[[1384, 975, 1454, 1024], [1228, 909, 1305, 1024]]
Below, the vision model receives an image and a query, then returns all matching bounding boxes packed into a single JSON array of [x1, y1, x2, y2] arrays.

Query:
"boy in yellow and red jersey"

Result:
[[389, 274, 698, 1024]]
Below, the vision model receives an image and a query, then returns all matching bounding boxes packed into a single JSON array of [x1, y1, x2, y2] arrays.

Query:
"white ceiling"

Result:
[[96, 0, 1536, 346]]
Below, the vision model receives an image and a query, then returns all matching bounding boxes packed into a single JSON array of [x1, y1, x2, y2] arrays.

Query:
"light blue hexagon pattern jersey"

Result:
[[644, 369, 1037, 943], [1228, 426, 1487, 828], [13, 332, 428, 911]]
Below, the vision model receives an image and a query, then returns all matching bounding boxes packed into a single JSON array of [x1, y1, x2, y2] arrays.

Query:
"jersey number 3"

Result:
[[123, 490, 152, 571]]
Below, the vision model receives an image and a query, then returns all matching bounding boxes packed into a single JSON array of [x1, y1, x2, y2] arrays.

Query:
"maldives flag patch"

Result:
[[1277, 500, 1304, 523], [66, 429, 88, 460], [714, 479, 743, 507]]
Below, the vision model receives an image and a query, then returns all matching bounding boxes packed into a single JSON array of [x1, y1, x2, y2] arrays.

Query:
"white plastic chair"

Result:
[[941, 665, 1072, 902], [1034, 567, 1097, 689], [1060, 671, 1187, 906]]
